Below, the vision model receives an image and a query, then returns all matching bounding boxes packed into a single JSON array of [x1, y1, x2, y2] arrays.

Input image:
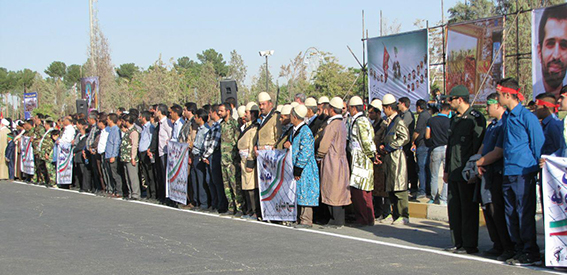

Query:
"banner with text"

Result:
[[20, 136, 34, 175], [81, 76, 99, 110], [532, 4, 567, 99], [542, 155, 567, 267], [367, 29, 429, 109], [23, 92, 38, 120], [446, 17, 505, 104], [166, 141, 190, 205], [57, 142, 73, 184], [257, 148, 297, 221]]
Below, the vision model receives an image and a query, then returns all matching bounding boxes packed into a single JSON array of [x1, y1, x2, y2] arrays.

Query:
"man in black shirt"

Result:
[[412, 99, 431, 199], [425, 103, 450, 205]]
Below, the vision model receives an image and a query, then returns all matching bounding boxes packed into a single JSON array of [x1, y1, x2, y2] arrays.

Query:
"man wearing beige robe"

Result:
[[240, 102, 260, 220], [317, 97, 351, 228], [0, 119, 11, 179], [255, 92, 282, 152]]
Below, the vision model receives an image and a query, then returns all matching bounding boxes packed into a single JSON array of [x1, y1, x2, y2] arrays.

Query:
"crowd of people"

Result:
[[0, 76, 565, 268]]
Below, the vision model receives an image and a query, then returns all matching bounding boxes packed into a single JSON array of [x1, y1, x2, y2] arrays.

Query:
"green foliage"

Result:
[[64, 64, 83, 87], [115, 63, 139, 81], [32, 104, 56, 119], [447, 0, 496, 24], [44, 61, 67, 79], [310, 55, 355, 99], [197, 49, 228, 77]]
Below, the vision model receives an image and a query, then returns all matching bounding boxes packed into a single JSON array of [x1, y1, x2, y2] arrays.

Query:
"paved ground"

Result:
[[0, 180, 553, 274]]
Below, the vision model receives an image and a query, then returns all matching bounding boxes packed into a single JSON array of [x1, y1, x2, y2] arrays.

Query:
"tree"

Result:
[[197, 49, 228, 77], [310, 54, 355, 99], [447, 0, 496, 24], [250, 64, 277, 103], [227, 50, 247, 87], [195, 61, 219, 105], [279, 51, 309, 103], [115, 63, 139, 81], [19, 69, 36, 92], [64, 64, 83, 87], [44, 61, 67, 80]]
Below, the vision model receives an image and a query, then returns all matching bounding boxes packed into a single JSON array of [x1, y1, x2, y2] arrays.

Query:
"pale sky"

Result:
[[0, 0, 459, 86]]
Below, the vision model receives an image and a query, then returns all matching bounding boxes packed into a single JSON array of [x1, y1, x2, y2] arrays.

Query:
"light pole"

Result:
[[259, 50, 274, 94]]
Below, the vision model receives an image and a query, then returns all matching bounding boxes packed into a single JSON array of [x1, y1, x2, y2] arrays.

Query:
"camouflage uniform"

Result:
[[220, 117, 243, 211], [120, 127, 138, 163], [41, 136, 56, 186]]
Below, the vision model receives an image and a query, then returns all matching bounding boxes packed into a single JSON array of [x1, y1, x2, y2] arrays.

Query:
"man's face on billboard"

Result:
[[539, 18, 567, 90]]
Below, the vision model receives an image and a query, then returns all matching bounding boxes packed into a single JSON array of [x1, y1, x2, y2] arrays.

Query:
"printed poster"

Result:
[[257, 147, 297, 221], [166, 141, 190, 205]]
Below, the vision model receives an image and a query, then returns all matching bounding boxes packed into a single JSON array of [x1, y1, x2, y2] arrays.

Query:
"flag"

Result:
[[383, 45, 390, 83]]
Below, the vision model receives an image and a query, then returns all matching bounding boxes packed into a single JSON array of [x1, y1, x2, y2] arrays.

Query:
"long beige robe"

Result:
[[0, 127, 10, 179], [383, 114, 410, 192], [317, 117, 351, 206], [238, 122, 258, 190]]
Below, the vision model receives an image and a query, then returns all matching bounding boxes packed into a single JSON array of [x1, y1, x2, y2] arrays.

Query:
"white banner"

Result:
[[166, 141, 190, 205], [20, 136, 34, 175], [56, 142, 73, 184], [542, 155, 567, 267], [257, 148, 297, 221]]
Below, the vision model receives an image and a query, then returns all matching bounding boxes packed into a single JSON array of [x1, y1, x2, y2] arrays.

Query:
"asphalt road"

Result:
[[0, 180, 552, 274]]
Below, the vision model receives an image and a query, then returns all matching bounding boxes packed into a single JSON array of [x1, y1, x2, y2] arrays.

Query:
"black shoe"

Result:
[[497, 250, 516, 261], [510, 253, 542, 266], [444, 246, 460, 252], [484, 247, 503, 256], [454, 247, 479, 254]]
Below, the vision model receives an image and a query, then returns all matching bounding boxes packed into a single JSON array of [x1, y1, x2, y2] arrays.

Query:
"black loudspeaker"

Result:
[[76, 99, 88, 116], [220, 79, 238, 104]]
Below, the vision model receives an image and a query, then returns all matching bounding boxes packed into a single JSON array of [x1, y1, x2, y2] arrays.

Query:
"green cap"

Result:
[[449, 85, 470, 98]]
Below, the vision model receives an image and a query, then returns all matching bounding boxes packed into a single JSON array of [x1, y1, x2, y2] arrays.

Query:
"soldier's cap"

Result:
[[293, 105, 308, 118], [246, 102, 259, 112], [237, 106, 246, 118], [330, 97, 343, 109], [449, 85, 469, 98], [370, 99, 383, 112], [258, 92, 271, 102], [318, 96, 330, 104], [305, 97, 318, 107], [349, 96, 364, 106], [281, 104, 293, 115]]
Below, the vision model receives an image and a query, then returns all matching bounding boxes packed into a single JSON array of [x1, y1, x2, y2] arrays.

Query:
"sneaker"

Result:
[[505, 251, 523, 264], [392, 217, 409, 225], [510, 253, 542, 266], [497, 250, 516, 261], [379, 214, 393, 223], [426, 199, 436, 204]]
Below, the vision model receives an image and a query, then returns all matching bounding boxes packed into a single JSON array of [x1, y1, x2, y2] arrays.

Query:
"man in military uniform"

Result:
[[443, 85, 486, 254], [38, 117, 54, 186], [219, 102, 243, 215], [120, 114, 141, 200], [31, 115, 46, 183]]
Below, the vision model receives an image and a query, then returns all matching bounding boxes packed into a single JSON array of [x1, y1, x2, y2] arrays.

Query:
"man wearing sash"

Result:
[[239, 102, 260, 220]]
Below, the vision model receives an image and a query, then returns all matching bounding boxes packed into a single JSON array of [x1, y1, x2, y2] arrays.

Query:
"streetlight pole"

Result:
[[259, 50, 274, 95]]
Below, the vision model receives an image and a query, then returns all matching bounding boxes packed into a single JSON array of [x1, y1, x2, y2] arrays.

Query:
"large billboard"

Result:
[[446, 17, 505, 104], [81, 76, 99, 110], [532, 4, 567, 99], [367, 29, 429, 106]]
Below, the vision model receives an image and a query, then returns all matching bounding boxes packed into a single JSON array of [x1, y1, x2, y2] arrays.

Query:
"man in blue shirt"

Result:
[[105, 113, 123, 198], [534, 92, 562, 155], [138, 111, 156, 201], [190, 109, 211, 210], [494, 78, 544, 266], [475, 93, 514, 261]]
